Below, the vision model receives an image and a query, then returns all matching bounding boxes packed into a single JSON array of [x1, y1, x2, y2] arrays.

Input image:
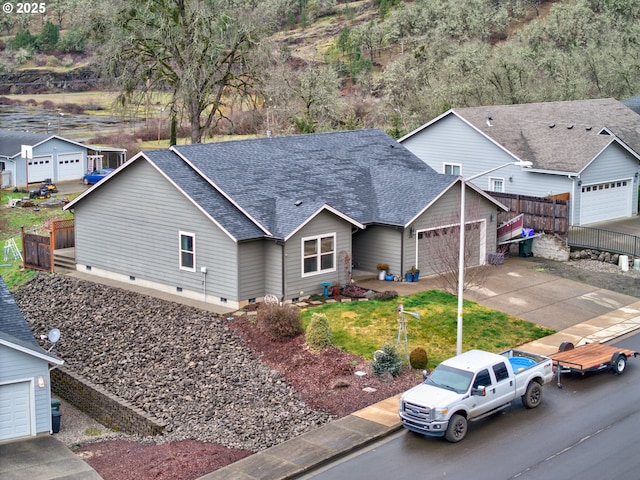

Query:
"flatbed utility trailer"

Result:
[[550, 342, 639, 388]]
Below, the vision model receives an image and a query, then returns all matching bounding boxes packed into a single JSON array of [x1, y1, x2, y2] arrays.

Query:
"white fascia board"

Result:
[[284, 205, 365, 242], [0, 339, 64, 365], [404, 178, 508, 228], [63, 152, 145, 211], [170, 146, 272, 237], [398, 109, 455, 142]]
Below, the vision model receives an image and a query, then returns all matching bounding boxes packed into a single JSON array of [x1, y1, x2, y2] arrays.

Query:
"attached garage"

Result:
[[27, 155, 53, 183], [0, 381, 32, 441], [580, 179, 632, 225], [57, 152, 84, 181], [417, 221, 486, 276]]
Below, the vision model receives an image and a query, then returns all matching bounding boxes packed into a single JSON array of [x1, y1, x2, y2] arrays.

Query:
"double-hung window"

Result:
[[444, 163, 461, 175], [302, 233, 335, 276], [179, 231, 195, 271], [489, 177, 505, 192]]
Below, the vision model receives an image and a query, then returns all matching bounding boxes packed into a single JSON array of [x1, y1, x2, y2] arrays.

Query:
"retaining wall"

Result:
[[52, 367, 166, 437]]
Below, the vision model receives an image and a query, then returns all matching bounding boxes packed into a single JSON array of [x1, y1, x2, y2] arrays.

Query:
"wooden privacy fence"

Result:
[[21, 219, 75, 273], [490, 192, 569, 237]]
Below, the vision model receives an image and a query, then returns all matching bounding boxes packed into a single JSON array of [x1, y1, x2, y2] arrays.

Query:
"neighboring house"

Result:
[[399, 98, 640, 226], [0, 276, 63, 441], [0, 129, 127, 188], [64, 129, 506, 309]]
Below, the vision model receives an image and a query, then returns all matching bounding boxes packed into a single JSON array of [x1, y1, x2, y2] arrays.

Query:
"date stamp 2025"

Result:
[[3, 2, 46, 14]]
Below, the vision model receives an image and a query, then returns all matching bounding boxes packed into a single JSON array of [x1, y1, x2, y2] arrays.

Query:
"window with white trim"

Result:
[[444, 163, 461, 175], [302, 233, 335, 276], [489, 177, 504, 192], [179, 231, 195, 271]]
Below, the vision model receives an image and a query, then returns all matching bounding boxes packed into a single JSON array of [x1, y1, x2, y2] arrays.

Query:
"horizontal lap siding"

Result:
[[408, 186, 495, 275], [286, 211, 352, 300], [74, 160, 238, 301], [0, 347, 51, 434], [353, 226, 401, 275], [238, 240, 267, 301], [263, 241, 283, 298]]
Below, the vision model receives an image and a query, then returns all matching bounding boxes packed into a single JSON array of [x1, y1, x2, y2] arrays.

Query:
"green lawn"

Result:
[[301, 291, 555, 368]]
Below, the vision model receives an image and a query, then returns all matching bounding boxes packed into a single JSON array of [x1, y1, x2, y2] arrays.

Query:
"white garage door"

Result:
[[417, 222, 485, 276], [580, 180, 632, 225], [0, 382, 32, 441], [28, 156, 53, 183], [57, 152, 84, 181]]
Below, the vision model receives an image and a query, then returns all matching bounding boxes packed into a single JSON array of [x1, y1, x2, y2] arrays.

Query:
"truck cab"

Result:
[[399, 349, 552, 442]]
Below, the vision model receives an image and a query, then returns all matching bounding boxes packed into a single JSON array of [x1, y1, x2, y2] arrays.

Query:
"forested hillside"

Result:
[[2, 0, 640, 140]]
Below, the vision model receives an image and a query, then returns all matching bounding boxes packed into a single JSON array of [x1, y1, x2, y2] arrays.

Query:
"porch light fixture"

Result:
[[456, 160, 533, 355], [409, 226, 416, 237], [37, 376, 45, 388]]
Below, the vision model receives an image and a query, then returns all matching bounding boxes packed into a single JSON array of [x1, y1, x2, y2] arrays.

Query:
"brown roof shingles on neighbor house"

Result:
[[454, 98, 640, 172]]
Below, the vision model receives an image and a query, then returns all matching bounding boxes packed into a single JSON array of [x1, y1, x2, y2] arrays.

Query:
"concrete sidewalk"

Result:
[[200, 257, 640, 480]]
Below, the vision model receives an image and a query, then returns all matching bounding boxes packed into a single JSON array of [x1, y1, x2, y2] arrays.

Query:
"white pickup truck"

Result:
[[399, 349, 553, 442]]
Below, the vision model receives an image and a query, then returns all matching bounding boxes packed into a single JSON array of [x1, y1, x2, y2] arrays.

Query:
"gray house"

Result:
[[0, 277, 63, 441], [0, 129, 127, 188], [399, 98, 640, 225], [64, 129, 506, 310]]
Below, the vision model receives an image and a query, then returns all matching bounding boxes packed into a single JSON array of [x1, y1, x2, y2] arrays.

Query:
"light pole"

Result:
[[456, 160, 532, 355]]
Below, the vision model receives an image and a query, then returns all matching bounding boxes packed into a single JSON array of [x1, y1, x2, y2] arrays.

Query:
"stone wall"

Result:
[[508, 233, 570, 262], [52, 366, 165, 437]]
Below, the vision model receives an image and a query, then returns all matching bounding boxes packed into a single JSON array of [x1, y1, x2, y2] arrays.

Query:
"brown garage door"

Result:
[[417, 222, 484, 277]]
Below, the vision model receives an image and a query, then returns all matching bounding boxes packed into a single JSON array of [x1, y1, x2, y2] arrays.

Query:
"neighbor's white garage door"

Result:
[[0, 382, 32, 441], [57, 152, 84, 181], [417, 222, 485, 276], [27, 156, 53, 183], [580, 180, 632, 225]]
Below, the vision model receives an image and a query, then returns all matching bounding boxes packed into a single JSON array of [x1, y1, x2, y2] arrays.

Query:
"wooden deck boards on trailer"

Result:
[[550, 343, 638, 371]]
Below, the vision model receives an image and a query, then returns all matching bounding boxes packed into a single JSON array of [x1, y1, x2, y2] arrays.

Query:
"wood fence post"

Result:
[[20, 226, 26, 270]]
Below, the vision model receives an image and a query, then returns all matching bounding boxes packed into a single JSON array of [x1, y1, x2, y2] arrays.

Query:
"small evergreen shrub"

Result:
[[409, 347, 428, 370], [257, 302, 303, 340], [305, 313, 333, 350], [371, 344, 403, 377]]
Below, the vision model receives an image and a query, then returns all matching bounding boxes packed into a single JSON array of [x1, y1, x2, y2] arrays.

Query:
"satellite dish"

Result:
[[48, 328, 60, 344]]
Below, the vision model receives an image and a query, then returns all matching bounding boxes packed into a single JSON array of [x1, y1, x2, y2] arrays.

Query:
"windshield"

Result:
[[425, 364, 474, 394]]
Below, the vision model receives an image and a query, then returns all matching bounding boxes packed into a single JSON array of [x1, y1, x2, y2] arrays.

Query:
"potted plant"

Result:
[[384, 270, 395, 281], [376, 263, 389, 281], [405, 266, 419, 282]]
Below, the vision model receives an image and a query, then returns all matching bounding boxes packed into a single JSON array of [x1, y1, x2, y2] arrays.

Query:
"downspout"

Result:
[[281, 242, 286, 303], [401, 227, 405, 276]]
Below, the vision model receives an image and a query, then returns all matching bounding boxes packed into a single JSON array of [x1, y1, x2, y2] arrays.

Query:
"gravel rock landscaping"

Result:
[[14, 274, 330, 452]]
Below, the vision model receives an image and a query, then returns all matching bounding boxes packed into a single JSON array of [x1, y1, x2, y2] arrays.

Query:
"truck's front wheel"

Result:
[[522, 381, 543, 409], [445, 414, 467, 442]]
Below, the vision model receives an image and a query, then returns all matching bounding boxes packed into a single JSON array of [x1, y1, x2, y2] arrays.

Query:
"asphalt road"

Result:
[[300, 334, 640, 480]]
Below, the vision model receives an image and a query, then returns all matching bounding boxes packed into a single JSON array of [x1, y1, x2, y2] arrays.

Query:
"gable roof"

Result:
[[0, 276, 63, 365], [0, 129, 126, 159], [401, 98, 640, 173], [68, 129, 474, 240]]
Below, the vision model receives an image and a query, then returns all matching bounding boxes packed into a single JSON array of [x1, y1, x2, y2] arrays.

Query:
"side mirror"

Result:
[[471, 386, 486, 397]]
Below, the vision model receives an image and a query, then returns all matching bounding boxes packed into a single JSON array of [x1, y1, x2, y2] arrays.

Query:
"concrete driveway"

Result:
[[0, 436, 102, 480]]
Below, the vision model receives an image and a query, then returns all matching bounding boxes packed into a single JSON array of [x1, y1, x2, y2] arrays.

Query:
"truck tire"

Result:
[[522, 381, 543, 409], [445, 414, 467, 442], [612, 352, 627, 375]]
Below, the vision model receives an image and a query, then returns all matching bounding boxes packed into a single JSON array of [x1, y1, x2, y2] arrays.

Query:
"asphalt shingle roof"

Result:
[[0, 129, 51, 158], [453, 98, 640, 172], [164, 129, 458, 239], [0, 276, 60, 362]]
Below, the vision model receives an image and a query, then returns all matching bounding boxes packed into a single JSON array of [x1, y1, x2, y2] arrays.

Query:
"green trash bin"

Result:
[[51, 398, 61, 412], [519, 238, 533, 257], [51, 410, 61, 434]]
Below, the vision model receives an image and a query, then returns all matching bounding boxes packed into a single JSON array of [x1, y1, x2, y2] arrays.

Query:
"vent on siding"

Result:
[[129, 276, 135, 281], [176, 287, 182, 292]]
